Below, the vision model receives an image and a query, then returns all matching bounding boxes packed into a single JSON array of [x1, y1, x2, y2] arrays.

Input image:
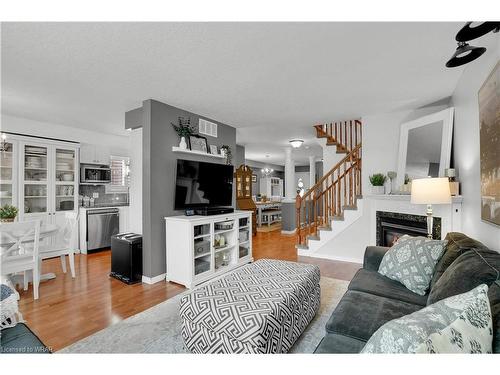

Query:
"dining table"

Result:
[[0, 222, 61, 282]]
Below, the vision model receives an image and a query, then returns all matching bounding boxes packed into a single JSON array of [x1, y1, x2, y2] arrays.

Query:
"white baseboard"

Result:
[[298, 251, 362, 265], [142, 273, 166, 284], [281, 229, 296, 235]]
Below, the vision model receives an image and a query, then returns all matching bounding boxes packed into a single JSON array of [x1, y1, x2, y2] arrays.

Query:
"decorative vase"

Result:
[[371, 186, 385, 195], [1, 217, 15, 223], [179, 137, 187, 150]]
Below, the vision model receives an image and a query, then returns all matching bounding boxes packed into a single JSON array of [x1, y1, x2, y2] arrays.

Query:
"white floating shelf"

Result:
[[172, 146, 225, 159]]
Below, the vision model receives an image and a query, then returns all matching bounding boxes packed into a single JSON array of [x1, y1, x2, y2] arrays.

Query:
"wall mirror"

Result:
[[396, 108, 454, 189]]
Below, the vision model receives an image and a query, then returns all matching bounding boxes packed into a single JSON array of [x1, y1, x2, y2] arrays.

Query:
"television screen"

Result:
[[174, 159, 234, 210]]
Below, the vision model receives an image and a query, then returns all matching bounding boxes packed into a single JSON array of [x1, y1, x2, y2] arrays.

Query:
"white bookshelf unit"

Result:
[[164, 210, 253, 288]]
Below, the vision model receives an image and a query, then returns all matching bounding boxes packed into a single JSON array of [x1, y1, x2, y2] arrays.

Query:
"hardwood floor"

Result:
[[253, 231, 362, 282], [16, 230, 361, 352]]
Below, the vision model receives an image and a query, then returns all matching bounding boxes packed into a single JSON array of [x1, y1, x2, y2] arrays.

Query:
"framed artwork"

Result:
[[479, 61, 500, 226], [189, 134, 208, 153], [209, 145, 218, 155], [252, 174, 257, 183]]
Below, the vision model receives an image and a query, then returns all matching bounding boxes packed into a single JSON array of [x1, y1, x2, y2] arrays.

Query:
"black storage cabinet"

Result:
[[110, 233, 143, 284]]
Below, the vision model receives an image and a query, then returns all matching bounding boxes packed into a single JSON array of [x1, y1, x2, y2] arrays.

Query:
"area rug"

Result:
[[59, 277, 348, 353]]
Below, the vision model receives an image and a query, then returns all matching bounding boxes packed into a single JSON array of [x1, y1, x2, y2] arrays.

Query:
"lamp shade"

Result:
[[411, 178, 451, 205], [455, 22, 500, 42], [445, 42, 486, 68]]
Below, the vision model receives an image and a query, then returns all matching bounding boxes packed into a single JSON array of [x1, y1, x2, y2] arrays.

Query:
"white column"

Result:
[[284, 147, 295, 202], [309, 155, 316, 189]]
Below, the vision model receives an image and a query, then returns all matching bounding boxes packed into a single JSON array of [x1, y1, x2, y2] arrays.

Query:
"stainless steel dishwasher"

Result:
[[86, 208, 119, 251]]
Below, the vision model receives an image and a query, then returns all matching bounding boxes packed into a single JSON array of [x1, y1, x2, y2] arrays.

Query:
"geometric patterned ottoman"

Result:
[[179, 259, 320, 353]]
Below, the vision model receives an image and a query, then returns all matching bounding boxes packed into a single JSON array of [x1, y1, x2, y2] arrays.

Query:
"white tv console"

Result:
[[164, 210, 253, 288]]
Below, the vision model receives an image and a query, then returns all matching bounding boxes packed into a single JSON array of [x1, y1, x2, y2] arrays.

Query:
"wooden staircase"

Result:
[[296, 120, 362, 249]]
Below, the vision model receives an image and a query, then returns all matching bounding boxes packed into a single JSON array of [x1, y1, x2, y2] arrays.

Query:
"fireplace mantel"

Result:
[[366, 194, 463, 203], [365, 194, 463, 245]]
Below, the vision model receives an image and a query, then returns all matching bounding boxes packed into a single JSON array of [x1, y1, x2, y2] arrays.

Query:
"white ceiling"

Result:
[[239, 124, 323, 166], [2, 22, 470, 164]]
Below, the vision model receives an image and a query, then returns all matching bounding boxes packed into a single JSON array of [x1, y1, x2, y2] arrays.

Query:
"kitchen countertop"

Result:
[[79, 204, 129, 210]]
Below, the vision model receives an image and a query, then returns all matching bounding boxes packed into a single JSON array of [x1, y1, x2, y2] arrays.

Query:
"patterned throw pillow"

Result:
[[362, 284, 493, 353], [0, 283, 23, 330], [378, 235, 447, 295]]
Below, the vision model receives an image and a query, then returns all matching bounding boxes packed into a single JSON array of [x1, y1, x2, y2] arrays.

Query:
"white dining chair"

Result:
[[38, 212, 78, 278], [0, 220, 41, 300]]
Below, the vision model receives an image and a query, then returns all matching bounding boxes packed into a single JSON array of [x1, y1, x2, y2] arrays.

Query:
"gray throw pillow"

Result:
[[430, 232, 490, 288], [362, 284, 493, 353], [378, 235, 447, 296], [1, 283, 23, 330], [428, 249, 500, 305]]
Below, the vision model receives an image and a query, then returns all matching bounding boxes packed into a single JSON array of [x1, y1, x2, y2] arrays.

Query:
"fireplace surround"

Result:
[[376, 211, 441, 247]]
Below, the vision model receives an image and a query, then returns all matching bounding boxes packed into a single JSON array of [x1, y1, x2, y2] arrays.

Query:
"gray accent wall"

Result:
[[142, 99, 237, 278], [281, 202, 296, 232], [125, 107, 143, 130], [294, 162, 323, 182], [295, 165, 309, 172], [235, 145, 245, 167]]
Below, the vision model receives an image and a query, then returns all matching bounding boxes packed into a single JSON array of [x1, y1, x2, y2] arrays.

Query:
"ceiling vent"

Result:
[[198, 118, 218, 138]]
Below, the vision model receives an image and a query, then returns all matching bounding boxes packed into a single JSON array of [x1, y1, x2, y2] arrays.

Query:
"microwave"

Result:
[[80, 164, 111, 184]]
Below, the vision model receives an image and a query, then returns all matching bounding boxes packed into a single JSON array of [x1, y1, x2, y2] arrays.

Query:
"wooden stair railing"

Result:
[[314, 119, 362, 154], [296, 120, 362, 249]]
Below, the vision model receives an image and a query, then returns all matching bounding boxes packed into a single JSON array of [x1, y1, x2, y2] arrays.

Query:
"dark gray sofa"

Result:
[[314, 232, 500, 353]]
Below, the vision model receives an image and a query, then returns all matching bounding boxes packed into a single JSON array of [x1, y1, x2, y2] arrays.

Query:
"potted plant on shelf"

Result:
[[171, 116, 195, 150], [402, 174, 412, 193], [0, 204, 19, 223], [369, 173, 387, 195], [220, 145, 232, 165]]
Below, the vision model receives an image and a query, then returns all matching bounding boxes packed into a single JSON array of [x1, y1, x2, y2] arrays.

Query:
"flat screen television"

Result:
[[174, 159, 234, 210]]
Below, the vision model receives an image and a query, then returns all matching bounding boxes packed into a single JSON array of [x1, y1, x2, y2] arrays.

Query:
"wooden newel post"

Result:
[[295, 194, 302, 245]]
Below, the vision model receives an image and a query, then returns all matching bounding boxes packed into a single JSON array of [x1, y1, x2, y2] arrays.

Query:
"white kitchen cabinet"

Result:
[[0, 139, 18, 210], [7, 134, 79, 249], [80, 143, 110, 165], [95, 147, 110, 165], [79, 143, 95, 164], [259, 177, 283, 198]]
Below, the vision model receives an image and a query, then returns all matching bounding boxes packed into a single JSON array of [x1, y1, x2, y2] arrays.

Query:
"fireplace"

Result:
[[376, 211, 441, 247]]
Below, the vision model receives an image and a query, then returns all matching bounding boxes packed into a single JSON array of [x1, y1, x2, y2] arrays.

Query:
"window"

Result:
[[105, 155, 130, 193]]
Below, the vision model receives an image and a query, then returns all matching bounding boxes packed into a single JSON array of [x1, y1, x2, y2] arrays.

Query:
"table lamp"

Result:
[[411, 178, 451, 238]]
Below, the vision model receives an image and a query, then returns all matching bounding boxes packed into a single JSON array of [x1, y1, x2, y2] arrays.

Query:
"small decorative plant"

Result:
[[0, 204, 19, 222], [220, 145, 232, 165], [369, 173, 387, 195], [369, 173, 387, 186], [404, 174, 411, 185], [171, 117, 195, 138], [171, 117, 195, 149]]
